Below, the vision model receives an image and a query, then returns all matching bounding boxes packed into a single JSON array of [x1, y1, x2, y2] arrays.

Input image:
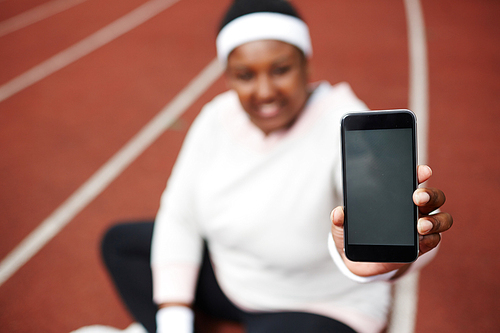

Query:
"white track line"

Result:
[[388, 1, 429, 333], [0, 0, 88, 37], [405, 0, 429, 166], [0, 58, 223, 286], [0, 0, 180, 103]]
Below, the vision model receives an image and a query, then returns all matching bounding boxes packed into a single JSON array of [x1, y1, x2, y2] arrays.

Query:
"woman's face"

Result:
[[225, 40, 310, 135]]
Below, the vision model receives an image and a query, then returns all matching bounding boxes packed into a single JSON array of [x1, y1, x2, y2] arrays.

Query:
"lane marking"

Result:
[[0, 0, 88, 37], [0, 58, 223, 286], [0, 0, 181, 103], [405, 0, 429, 166], [388, 1, 429, 333]]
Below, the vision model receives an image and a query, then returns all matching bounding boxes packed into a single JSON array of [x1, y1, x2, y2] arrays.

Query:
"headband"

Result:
[[216, 12, 312, 65]]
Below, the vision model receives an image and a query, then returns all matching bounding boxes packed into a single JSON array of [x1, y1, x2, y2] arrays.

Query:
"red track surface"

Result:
[[0, 0, 498, 332]]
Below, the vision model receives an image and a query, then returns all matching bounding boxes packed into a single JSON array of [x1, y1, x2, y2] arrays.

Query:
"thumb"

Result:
[[330, 206, 345, 251], [331, 206, 344, 228]]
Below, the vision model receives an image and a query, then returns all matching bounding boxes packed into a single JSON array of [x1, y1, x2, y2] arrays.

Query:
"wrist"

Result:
[[328, 233, 398, 283], [156, 306, 194, 333]]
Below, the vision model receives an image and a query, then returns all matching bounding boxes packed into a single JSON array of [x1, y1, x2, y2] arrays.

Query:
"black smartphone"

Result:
[[341, 110, 419, 263]]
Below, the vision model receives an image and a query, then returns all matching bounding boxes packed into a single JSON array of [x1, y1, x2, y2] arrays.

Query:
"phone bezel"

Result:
[[341, 109, 419, 263]]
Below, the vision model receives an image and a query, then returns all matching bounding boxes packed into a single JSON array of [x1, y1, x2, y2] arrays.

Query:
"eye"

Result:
[[235, 71, 254, 81], [272, 65, 291, 76]]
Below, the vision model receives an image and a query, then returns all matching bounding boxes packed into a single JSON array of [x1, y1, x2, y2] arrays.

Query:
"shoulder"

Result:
[[301, 81, 368, 135], [199, 90, 240, 120], [187, 90, 241, 137], [315, 81, 368, 113]]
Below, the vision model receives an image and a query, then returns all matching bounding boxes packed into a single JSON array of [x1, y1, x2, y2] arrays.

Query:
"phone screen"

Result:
[[344, 128, 415, 245], [341, 110, 418, 262]]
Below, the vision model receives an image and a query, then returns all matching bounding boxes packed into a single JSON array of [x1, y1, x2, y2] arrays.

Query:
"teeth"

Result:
[[258, 103, 279, 116]]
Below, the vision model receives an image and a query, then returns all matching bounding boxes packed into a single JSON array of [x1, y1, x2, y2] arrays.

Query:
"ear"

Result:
[[224, 68, 235, 90], [296, 48, 311, 81], [304, 59, 312, 82], [303, 57, 312, 81]]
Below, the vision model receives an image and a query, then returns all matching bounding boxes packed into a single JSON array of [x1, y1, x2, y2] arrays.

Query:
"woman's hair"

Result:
[[218, 0, 302, 32]]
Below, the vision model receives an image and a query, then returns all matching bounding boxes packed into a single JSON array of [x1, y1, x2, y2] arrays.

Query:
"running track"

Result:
[[0, 0, 498, 332]]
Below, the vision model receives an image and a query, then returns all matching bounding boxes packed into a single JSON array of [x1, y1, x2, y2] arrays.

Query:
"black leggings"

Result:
[[101, 221, 357, 333]]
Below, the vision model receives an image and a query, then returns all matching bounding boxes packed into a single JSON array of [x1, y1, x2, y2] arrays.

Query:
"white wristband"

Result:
[[156, 306, 194, 333], [328, 233, 397, 283]]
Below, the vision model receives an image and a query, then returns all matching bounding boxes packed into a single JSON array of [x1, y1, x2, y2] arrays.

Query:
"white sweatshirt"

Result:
[[152, 82, 394, 333]]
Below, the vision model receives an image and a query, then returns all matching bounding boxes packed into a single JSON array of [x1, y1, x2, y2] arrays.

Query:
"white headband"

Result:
[[216, 12, 312, 65]]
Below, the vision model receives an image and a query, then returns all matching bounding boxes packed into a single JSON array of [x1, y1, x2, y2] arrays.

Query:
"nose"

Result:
[[255, 74, 276, 102]]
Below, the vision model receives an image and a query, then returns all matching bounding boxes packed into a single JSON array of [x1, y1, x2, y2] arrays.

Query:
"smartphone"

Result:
[[341, 110, 419, 263]]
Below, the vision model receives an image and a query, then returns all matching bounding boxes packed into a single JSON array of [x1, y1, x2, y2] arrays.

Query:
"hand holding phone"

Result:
[[341, 110, 419, 263]]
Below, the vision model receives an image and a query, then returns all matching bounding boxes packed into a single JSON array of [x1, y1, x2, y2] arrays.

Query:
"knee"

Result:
[[100, 221, 154, 263], [101, 223, 127, 262]]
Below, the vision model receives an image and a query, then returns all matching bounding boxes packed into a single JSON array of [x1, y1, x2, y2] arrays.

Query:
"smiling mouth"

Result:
[[256, 102, 281, 118]]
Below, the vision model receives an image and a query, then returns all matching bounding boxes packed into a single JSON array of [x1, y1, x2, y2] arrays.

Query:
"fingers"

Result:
[[418, 212, 453, 235], [414, 187, 446, 215], [419, 233, 442, 254], [417, 165, 432, 184], [417, 211, 453, 255]]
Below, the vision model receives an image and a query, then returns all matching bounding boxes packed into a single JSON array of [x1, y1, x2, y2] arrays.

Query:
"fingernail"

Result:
[[424, 165, 433, 176], [333, 207, 341, 220], [331, 207, 344, 225], [416, 191, 430, 205], [419, 219, 433, 234]]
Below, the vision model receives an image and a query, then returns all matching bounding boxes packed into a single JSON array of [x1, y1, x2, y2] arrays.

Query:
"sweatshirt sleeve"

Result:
[[150, 104, 215, 306]]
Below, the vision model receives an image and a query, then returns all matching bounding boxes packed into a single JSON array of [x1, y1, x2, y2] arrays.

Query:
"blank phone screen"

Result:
[[344, 128, 415, 246]]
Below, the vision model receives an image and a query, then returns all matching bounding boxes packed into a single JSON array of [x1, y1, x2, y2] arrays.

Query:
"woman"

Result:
[[100, 1, 452, 333]]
